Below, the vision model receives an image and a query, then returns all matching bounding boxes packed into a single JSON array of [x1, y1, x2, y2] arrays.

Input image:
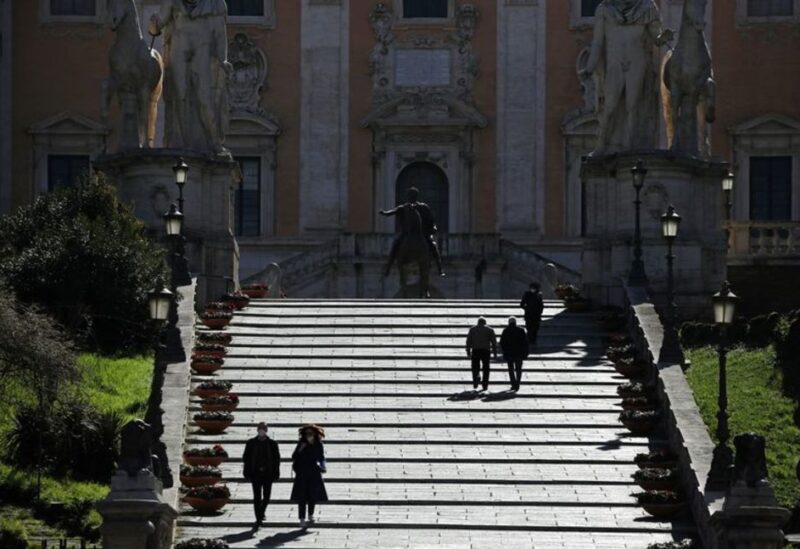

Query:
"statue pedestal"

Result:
[[710, 482, 790, 549], [93, 149, 241, 302], [96, 471, 177, 549], [580, 151, 728, 315]]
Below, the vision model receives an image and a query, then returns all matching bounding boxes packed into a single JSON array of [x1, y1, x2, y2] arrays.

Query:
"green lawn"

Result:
[[686, 346, 800, 508], [0, 354, 152, 540]]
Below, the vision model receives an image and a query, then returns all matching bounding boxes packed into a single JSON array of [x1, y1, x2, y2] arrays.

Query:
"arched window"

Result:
[[395, 162, 449, 233]]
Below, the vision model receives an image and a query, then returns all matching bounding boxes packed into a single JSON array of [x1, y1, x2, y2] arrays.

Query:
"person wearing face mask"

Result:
[[242, 421, 281, 529], [291, 424, 328, 527]]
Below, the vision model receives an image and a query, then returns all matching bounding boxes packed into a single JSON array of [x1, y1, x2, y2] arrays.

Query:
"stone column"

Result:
[[495, 0, 546, 239], [299, 0, 350, 235]]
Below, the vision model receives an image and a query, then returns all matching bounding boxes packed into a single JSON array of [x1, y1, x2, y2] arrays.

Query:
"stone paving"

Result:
[[176, 300, 695, 547]]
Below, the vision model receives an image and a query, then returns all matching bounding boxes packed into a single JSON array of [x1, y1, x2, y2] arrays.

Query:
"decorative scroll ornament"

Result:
[[227, 32, 277, 124]]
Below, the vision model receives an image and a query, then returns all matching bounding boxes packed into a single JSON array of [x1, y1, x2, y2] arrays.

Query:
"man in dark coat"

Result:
[[500, 317, 529, 391], [466, 317, 498, 391], [242, 421, 281, 528], [520, 282, 545, 346]]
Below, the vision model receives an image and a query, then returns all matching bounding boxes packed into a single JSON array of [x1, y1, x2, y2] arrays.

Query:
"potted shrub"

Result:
[[175, 539, 230, 549], [183, 445, 229, 467], [183, 485, 231, 514], [605, 333, 631, 346], [554, 284, 579, 300], [200, 394, 239, 412], [614, 357, 645, 377], [635, 449, 679, 470], [632, 467, 680, 491], [191, 356, 224, 376], [200, 311, 233, 330], [620, 409, 661, 435], [634, 490, 685, 519], [597, 309, 626, 331], [241, 283, 268, 299], [621, 396, 656, 411], [193, 380, 233, 399], [564, 295, 592, 312], [197, 332, 233, 346], [180, 465, 223, 488], [193, 343, 227, 359], [205, 302, 235, 314], [617, 382, 653, 399], [647, 539, 696, 549], [220, 292, 250, 310], [194, 411, 234, 434], [607, 343, 635, 362]]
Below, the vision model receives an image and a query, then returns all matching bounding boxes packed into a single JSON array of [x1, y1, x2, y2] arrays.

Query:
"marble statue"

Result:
[[662, 0, 716, 157], [580, 0, 673, 155], [149, 0, 231, 154], [103, 0, 163, 150]]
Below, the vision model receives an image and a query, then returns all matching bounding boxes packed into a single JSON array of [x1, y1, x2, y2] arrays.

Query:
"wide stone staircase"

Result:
[[176, 300, 696, 548]]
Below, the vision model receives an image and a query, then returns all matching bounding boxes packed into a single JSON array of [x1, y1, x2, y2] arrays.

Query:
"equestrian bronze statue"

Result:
[[380, 187, 445, 298]]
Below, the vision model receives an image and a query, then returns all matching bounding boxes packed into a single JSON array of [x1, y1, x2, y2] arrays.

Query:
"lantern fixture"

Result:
[[661, 205, 682, 241], [148, 287, 173, 322], [712, 281, 739, 325], [173, 157, 189, 187], [631, 159, 647, 190], [163, 203, 184, 237], [722, 171, 734, 193]]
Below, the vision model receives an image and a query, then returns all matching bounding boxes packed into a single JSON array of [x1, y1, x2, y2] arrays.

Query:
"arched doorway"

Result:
[[395, 162, 450, 233]]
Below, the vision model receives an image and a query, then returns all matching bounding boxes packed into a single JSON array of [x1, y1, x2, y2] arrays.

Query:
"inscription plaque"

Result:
[[395, 49, 451, 87]]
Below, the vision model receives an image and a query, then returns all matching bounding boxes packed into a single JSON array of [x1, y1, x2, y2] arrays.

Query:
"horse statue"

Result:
[[102, 0, 163, 150], [386, 205, 432, 299], [661, 0, 716, 157]]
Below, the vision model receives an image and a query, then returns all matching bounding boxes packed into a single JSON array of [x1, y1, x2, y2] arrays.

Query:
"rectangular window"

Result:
[[49, 0, 96, 16], [403, 0, 448, 18], [581, 0, 603, 17], [227, 0, 264, 17], [750, 156, 792, 220], [747, 0, 794, 16], [47, 155, 89, 191], [235, 157, 261, 237]]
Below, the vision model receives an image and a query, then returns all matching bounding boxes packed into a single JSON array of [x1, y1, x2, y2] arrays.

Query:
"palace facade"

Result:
[[1, 0, 799, 300]]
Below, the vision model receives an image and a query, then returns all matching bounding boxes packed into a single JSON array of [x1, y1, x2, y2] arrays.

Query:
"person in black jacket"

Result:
[[291, 424, 329, 527], [500, 317, 529, 391], [520, 282, 545, 346], [242, 421, 281, 528]]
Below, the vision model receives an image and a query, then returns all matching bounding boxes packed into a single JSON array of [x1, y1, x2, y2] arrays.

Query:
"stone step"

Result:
[[204, 361, 618, 373], [191, 385, 623, 398], [222, 338, 605, 349], [209, 350, 612, 361], [192, 443, 646, 463], [175, 526, 684, 549]]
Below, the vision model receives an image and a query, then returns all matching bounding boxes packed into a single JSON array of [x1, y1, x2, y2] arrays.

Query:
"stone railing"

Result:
[[499, 239, 581, 289], [340, 232, 502, 259], [623, 284, 719, 547], [728, 221, 800, 259]]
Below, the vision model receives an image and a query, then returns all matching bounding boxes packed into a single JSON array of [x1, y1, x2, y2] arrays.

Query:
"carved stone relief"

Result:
[[227, 32, 279, 126]]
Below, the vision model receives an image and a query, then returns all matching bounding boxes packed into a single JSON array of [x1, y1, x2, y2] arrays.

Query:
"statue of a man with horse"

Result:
[[380, 187, 446, 299]]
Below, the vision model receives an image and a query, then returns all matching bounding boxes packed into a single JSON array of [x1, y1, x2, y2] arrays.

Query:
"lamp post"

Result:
[[660, 205, 682, 362], [722, 171, 734, 250], [706, 280, 740, 491], [629, 159, 649, 286], [146, 287, 174, 488], [172, 157, 189, 214], [162, 205, 188, 362]]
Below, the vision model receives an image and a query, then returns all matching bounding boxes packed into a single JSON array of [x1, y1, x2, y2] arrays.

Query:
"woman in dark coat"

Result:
[[291, 424, 328, 526]]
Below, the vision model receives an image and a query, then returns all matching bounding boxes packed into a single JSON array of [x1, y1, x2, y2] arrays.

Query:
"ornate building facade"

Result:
[[1, 0, 798, 299]]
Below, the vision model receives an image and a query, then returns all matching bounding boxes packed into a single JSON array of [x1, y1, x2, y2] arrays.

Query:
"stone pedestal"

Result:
[[710, 482, 791, 549], [96, 471, 178, 549], [580, 152, 728, 315], [93, 149, 240, 303]]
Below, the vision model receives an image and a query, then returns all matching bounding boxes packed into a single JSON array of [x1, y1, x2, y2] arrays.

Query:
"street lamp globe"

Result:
[[661, 205, 681, 240], [722, 171, 734, 193], [631, 159, 648, 190], [163, 203, 184, 237], [148, 287, 173, 322], [712, 281, 739, 325], [173, 157, 189, 187]]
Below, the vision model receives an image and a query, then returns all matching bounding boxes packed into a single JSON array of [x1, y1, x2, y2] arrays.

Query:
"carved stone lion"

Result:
[[119, 420, 155, 477], [733, 432, 769, 488]]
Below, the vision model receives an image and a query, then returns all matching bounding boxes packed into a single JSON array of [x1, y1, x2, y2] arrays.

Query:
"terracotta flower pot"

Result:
[[193, 388, 229, 399], [201, 317, 231, 330], [615, 361, 644, 378], [641, 502, 685, 519], [621, 400, 656, 412], [200, 402, 237, 413], [183, 454, 225, 467], [221, 295, 250, 310], [191, 361, 223, 375], [241, 286, 267, 299], [622, 417, 658, 435], [180, 475, 221, 488], [636, 460, 678, 470], [195, 419, 233, 434], [637, 478, 678, 492], [183, 497, 230, 513], [193, 349, 226, 360]]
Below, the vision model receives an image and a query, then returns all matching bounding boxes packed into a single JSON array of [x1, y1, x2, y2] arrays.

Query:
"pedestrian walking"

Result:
[[520, 282, 545, 346], [500, 317, 529, 391], [291, 424, 329, 527], [242, 421, 281, 529], [466, 317, 498, 391]]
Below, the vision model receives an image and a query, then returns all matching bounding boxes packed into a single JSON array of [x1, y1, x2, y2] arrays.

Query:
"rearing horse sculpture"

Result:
[[103, 0, 163, 150], [662, 0, 716, 157]]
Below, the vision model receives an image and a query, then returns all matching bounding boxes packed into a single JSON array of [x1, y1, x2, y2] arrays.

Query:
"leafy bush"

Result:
[[0, 518, 30, 549], [5, 401, 124, 483], [0, 174, 168, 353], [175, 539, 230, 549]]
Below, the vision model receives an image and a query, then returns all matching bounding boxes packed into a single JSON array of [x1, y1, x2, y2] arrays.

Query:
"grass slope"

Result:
[[686, 346, 800, 508]]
